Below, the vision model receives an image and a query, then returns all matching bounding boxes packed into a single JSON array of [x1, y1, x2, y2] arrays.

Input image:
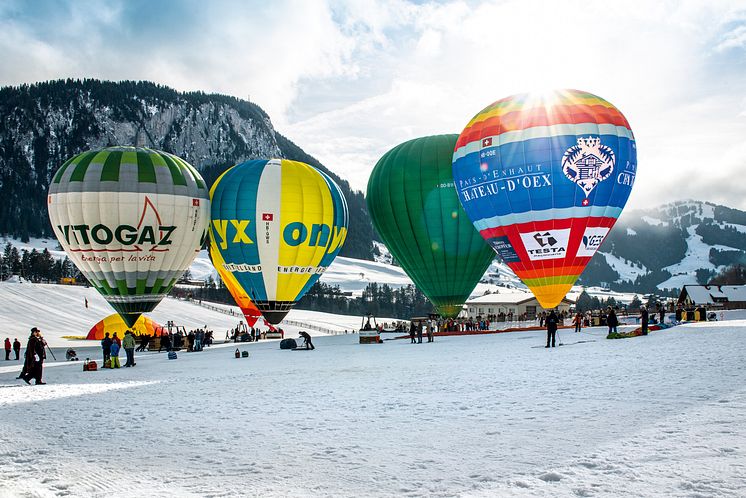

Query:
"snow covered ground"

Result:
[[0, 280, 382, 348], [0, 318, 745, 497]]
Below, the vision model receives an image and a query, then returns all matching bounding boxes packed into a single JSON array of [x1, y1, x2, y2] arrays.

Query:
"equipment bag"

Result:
[[241, 351, 249, 358], [168, 351, 178, 360], [280, 338, 298, 350]]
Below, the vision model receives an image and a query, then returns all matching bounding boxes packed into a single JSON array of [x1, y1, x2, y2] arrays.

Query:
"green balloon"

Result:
[[367, 135, 495, 318]]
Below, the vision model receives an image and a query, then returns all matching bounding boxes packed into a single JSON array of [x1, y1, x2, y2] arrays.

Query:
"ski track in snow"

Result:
[[0, 321, 745, 497]]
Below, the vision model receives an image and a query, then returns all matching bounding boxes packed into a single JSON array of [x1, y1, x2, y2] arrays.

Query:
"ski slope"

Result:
[[0, 319, 745, 496], [0, 280, 388, 348]]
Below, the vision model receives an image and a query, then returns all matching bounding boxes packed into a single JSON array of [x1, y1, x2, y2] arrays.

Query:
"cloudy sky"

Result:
[[1, 0, 746, 210]]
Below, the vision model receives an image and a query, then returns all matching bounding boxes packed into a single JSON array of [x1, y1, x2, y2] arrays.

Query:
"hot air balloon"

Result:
[[452, 89, 636, 308], [209, 158, 348, 324], [367, 135, 495, 318], [86, 313, 161, 340], [48, 146, 210, 327]]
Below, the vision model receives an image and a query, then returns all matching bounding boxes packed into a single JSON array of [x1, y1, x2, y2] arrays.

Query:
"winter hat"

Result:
[[30, 327, 39, 333]]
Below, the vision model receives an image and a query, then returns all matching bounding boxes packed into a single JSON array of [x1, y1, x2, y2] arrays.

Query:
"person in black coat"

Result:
[[545, 310, 559, 348], [641, 306, 649, 336], [298, 331, 314, 350], [159, 332, 172, 352], [607, 307, 619, 334], [21, 327, 46, 385], [101, 332, 113, 364], [13, 338, 21, 360], [409, 322, 416, 344]]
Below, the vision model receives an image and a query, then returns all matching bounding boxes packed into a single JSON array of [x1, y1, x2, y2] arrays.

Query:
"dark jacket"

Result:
[[25, 334, 44, 367], [607, 310, 619, 327], [13, 339, 20, 351], [546, 312, 559, 332], [641, 308, 649, 324], [101, 337, 113, 352]]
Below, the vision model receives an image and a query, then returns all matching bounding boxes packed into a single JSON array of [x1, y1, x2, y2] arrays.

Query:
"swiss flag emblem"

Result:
[[482, 137, 492, 147], [262, 213, 274, 221], [192, 199, 200, 207]]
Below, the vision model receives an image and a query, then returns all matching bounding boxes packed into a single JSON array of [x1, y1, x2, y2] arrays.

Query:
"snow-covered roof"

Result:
[[466, 292, 573, 305], [682, 285, 746, 304], [466, 292, 534, 305]]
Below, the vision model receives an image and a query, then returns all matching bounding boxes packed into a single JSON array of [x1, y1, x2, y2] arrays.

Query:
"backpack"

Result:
[[168, 351, 177, 360]]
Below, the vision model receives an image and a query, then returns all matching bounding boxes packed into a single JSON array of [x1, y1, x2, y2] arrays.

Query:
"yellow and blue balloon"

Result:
[[209, 158, 348, 324]]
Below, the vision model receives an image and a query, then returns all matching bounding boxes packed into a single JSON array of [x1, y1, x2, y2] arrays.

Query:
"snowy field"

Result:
[[1, 321, 745, 497], [0, 281, 387, 349]]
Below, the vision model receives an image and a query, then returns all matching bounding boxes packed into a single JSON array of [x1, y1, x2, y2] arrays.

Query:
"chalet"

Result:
[[678, 285, 746, 310], [464, 291, 574, 319]]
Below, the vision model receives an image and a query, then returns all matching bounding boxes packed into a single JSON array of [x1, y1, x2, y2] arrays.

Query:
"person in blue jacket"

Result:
[[109, 340, 121, 368]]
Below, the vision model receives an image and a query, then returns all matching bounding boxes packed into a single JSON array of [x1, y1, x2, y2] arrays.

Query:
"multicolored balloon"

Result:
[[208, 243, 263, 327], [367, 135, 495, 318], [209, 158, 348, 324], [48, 147, 210, 327], [452, 90, 636, 308], [86, 313, 161, 340]]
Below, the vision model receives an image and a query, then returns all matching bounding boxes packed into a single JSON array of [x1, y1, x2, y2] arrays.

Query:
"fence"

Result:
[[169, 296, 344, 335], [282, 319, 342, 336]]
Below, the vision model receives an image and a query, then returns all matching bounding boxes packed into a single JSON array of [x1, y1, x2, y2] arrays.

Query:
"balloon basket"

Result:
[[359, 331, 382, 344]]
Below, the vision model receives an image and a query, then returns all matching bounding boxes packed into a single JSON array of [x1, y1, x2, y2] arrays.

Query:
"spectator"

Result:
[[12, 338, 21, 360], [545, 310, 558, 348], [101, 332, 113, 364], [20, 327, 46, 385], [123, 330, 136, 367]]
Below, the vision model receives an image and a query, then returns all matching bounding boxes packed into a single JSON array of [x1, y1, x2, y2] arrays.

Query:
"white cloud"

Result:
[[2, 0, 746, 211], [284, 0, 746, 212]]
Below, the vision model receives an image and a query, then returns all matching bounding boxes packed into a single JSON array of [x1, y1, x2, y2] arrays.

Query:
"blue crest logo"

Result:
[[561, 137, 615, 197]]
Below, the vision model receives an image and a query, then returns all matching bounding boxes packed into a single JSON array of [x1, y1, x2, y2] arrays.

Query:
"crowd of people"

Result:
[[10, 297, 708, 386], [154, 327, 214, 353], [100, 330, 137, 368], [408, 319, 437, 343], [226, 323, 281, 342]]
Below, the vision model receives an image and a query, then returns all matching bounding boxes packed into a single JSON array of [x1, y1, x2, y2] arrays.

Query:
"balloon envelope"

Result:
[[452, 90, 636, 308], [209, 159, 348, 324], [87, 313, 161, 340], [208, 243, 263, 327], [48, 146, 210, 327], [367, 135, 495, 318]]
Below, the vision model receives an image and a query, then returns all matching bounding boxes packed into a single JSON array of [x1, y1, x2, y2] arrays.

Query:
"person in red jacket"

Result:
[[4, 337, 11, 360]]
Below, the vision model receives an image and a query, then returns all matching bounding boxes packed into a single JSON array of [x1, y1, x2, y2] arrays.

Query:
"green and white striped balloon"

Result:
[[48, 146, 210, 327]]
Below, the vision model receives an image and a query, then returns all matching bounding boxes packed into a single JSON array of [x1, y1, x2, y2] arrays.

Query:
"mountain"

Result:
[[0, 79, 374, 259], [577, 200, 746, 294], [371, 197, 744, 295], [1, 80, 741, 296]]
